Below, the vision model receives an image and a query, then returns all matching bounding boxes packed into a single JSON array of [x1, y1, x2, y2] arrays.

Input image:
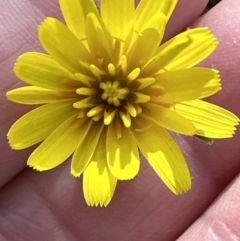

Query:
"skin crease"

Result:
[[0, 0, 240, 240]]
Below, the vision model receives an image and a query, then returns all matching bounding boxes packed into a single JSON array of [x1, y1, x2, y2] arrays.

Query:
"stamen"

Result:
[[131, 92, 151, 103], [119, 110, 131, 128], [99, 82, 107, 89], [127, 68, 141, 83], [134, 77, 155, 90], [79, 60, 91, 70], [118, 88, 130, 97], [73, 97, 97, 109], [108, 63, 116, 76], [104, 109, 116, 125], [112, 80, 120, 88], [92, 112, 104, 121], [112, 97, 121, 106], [90, 64, 106, 81], [87, 104, 105, 117], [134, 104, 143, 114], [154, 67, 168, 75], [76, 87, 99, 96], [123, 101, 137, 117], [74, 73, 96, 87], [101, 92, 109, 100]]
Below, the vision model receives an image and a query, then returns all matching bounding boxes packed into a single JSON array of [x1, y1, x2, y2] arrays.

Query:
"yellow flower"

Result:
[[7, 0, 239, 206]]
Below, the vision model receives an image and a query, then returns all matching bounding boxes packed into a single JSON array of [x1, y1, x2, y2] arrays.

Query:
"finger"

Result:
[[0, 0, 207, 186], [0, 0, 61, 187], [177, 174, 240, 240], [164, 0, 208, 40]]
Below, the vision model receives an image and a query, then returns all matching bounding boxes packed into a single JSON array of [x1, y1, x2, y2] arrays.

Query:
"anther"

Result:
[[87, 104, 105, 117], [108, 63, 116, 76], [127, 68, 141, 83]]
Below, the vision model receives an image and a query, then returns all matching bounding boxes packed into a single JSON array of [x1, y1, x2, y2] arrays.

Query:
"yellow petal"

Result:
[[59, 0, 99, 40], [127, 28, 162, 69], [106, 120, 140, 180], [27, 114, 85, 171], [38, 17, 91, 73], [7, 86, 77, 104], [141, 12, 166, 40], [143, 103, 196, 136], [83, 130, 117, 207], [131, 118, 191, 194], [71, 121, 104, 177], [85, 13, 112, 60], [173, 100, 239, 138], [83, 161, 117, 207], [147, 27, 218, 72], [134, 0, 177, 32], [14, 52, 78, 91], [101, 0, 134, 40], [7, 100, 78, 149], [154, 68, 221, 102]]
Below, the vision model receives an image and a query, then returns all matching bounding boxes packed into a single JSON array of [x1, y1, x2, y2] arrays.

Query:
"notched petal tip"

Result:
[[132, 120, 192, 195], [83, 172, 117, 207], [27, 163, 46, 172], [70, 169, 81, 177], [7, 143, 23, 151], [38, 16, 53, 28], [87, 202, 107, 208], [7, 127, 25, 150], [235, 115, 240, 123], [112, 171, 138, 181], [170, 174, 192, 195], [13, 55, 23, 75], [174, 100, 239, 139], [169, 179, 192, 195], [86, 198, 111, 207], [37, 18, 53, 38]]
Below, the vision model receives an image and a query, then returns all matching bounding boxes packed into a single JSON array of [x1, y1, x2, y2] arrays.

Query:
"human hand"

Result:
[[0, 0, 240, 240]]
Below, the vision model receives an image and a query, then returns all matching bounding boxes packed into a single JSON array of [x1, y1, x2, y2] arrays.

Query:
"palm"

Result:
[[1, 0, 240, 240]]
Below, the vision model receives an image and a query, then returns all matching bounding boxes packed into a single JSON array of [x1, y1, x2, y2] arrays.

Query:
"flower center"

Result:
[[72, 55, 158, 128], [100, 80, 129, 107]]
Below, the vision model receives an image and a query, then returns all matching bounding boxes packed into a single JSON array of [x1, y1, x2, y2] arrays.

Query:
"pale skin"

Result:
[[0, 0, 240, 240]]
